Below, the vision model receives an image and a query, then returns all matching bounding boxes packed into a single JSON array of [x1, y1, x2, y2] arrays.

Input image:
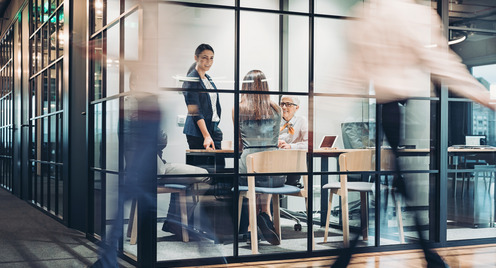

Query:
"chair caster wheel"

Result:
[[294, 223, 302, 231]]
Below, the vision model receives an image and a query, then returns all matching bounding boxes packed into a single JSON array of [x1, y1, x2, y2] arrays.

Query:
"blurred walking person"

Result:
[[332, 0, 494, 267]]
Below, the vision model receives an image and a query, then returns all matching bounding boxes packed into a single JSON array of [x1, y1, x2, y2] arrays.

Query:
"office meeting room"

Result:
[[87, 0, 496, 264]]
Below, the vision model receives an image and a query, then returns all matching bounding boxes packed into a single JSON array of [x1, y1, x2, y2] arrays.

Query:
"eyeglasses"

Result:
[[280, 102, 297, 107]]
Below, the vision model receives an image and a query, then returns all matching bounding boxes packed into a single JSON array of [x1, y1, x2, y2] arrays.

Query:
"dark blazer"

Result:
[[182, 69, 222, 138]]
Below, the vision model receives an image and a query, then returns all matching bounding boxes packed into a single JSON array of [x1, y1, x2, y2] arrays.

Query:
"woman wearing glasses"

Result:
[[234, 69, 284, 245]]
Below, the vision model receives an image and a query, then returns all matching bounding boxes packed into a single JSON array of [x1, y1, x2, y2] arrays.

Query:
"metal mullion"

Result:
[[55, 116, 59, 215], [438, 0, 449, 246], [47, 68, 52, 116], [375, 104, 382, 247], [307, 0, 314, 253], [41, 25, 45, 72], [102, 31, 107, 99], [100, 100, 108, 240], [88, 12, 97, 233], [47, 112, 52, 211], [232, 0, 240, 257], [279, 0, 284, 92], [58, 60, 63, 110], [39, 117, 45, 208], [55, 7, 60, 65], [117, 7, 125, 253], [33, 161, 38, 204]]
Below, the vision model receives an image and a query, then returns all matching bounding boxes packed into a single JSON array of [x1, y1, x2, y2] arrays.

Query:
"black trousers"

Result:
[[332, 101, 446, 267]]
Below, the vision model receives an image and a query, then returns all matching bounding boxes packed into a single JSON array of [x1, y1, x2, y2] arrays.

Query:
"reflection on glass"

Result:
[[94, 171, 103, 236], [93, 36, 103, 100], [315, 0, 362, 16], [447, 166, 496, 240], [164, 0, 233, 5], [49, 12, 57, 63], [42, 0, 50, 21], [240, 0, 278, 10], [107, 0, 121, 24], [240, 11, 279, 91], [57, 165, 63, 217], [105, 99, 119, 171], [57, 10, 64, 58], [287, 0, 309, 13], [94, 103, 102, 168], [285, 15, 308, 92], [42, 25, 49, 68], [58, 61, 63, 110], [50, 64, 56, 113], [105, 173, 119, 238], [106, 24, 120, 97], [50, 115, 56, 162], [94, 0, 104, 32], [125, 0, 139, 10], [158, 4, 234, 89], [447, 90, 496, 240], [314, 18, 350, 94], [124, 11, 139, 61]]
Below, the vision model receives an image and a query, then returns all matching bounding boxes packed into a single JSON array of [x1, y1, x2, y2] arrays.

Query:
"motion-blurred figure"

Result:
[[332, 0, 494, 267], [92, 72, 161, 268]]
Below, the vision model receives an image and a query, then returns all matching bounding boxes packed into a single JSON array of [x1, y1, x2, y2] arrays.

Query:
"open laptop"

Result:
[[319, 135, 338, 149]]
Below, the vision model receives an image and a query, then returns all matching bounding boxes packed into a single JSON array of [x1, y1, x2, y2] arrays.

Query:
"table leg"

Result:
[[321, 157, 329, 227]]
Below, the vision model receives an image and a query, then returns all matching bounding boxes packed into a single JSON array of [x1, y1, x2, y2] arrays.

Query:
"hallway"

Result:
[[0, 188, 132, 268]]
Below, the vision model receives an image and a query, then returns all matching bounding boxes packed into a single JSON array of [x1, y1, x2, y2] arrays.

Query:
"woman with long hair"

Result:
[[234, 70, 284, 245]]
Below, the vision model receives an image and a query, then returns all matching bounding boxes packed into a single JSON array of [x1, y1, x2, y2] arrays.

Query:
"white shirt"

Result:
[[279, 115, 308, 149], [202, 77, 220, 122]]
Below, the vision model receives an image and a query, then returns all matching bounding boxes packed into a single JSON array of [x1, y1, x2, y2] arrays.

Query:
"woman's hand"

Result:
[[278, 140, 291, 149], [204, 136, 215, 150]]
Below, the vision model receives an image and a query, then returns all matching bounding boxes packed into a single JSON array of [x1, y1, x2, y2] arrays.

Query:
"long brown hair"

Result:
[[239, 70, 280, 120]]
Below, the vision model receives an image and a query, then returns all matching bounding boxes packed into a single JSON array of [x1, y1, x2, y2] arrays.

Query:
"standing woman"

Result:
[[183, 44, 223, 169], [234, 70, 284, 245]]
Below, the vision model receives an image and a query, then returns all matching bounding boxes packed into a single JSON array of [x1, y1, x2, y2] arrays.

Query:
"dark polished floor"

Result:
[[197, 244, 496, 268], [0, 187, 133, 268]]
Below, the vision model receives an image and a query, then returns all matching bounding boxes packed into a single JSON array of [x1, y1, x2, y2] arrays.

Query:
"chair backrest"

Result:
[[338, 150, 373, 190], [246, 149, 307, 174], [378, 149, 396, 171], [339, 149, 398, 190], [246, 150, 308, 194]]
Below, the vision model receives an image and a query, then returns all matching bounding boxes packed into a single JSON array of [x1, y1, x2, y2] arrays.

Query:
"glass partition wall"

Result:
[[0, 28, 14, 191], [88, 0, 144, 264], [28, 0, 65, 218], [86, 0, 496, 266], [445, 0, 496, 242]]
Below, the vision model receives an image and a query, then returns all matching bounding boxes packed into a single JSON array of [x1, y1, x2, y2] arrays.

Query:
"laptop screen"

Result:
[[320, 135, 338, 149]]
